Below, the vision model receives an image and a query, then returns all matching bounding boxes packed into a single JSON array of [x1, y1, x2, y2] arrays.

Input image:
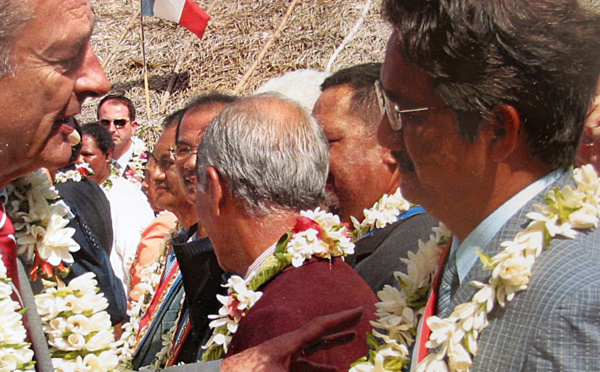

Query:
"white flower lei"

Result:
[[55, 163, 94, 184], [351, 165, 600, 372], [35, 273, 122, 372], [202, 208, 355, 361], [115, 224, 180, 370], [0, 259, 35, 371], [5, 170, 79, 277], [352, 188, 411, 240], [120, 137, 148, 188], [5, 170, 134, 371]]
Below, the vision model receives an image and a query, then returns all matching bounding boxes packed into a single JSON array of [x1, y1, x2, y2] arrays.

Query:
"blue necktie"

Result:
[[437, 250, 459, 318]]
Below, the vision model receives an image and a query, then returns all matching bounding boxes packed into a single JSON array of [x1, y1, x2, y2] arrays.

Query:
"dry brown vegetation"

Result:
[[83, 0, 391, 145]]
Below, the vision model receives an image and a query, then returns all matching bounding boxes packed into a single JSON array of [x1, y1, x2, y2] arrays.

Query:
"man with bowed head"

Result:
[[313, 62, 437, 292], [194, 92, 377, 371]]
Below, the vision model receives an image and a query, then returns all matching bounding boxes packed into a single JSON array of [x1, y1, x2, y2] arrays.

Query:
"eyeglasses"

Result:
[[149, 152, 176, 172], [374, 80, 448, 131], [172, 144, 198, 161], [100, 119, 128, 129]]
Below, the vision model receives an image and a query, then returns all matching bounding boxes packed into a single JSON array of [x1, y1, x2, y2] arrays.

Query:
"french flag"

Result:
[[142, 0, 210, 39]]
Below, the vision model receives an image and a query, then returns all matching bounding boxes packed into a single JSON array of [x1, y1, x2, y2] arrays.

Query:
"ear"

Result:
[[105, 148, 113, 163], [382, 148, 398, 167], [485, 105, 523, 162], [131, 121, 139, 135], [205, 166, 226, 217]]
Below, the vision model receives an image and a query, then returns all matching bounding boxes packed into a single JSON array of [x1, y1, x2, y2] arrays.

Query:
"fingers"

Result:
[[298, 330, 356, 357], [282, 307, 364, 356]]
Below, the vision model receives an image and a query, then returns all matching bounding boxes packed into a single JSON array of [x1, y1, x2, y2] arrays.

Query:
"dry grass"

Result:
[[83, 0, 391, 145]]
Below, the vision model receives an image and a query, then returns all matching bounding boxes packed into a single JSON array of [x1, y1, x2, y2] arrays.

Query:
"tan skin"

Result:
[[76, 134, 112, 185], [0, 0, 109, 188], [377, 32, 549, 240], [98, 101, 138, 160], [175, 103, 228, 204], [313, 83, 400, 223], [149, 125, 197, 229]]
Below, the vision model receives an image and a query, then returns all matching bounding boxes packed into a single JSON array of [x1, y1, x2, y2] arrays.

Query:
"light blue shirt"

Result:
[[452, 169, 565, 283]]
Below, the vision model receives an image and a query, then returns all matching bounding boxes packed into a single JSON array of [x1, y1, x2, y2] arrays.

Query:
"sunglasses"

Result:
[[100, 119, 128, 129], [374, 80, 448, 131]]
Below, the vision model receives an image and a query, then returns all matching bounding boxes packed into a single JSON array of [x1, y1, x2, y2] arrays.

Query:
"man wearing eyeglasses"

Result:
[[97, 94, 148, 187], [368, 0, 600, 370]]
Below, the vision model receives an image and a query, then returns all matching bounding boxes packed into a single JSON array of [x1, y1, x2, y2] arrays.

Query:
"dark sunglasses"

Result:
[[100, 119, 128, 129]]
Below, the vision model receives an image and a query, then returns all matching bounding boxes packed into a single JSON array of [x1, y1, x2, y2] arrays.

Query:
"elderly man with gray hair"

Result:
[[193, 92, 377, 371]]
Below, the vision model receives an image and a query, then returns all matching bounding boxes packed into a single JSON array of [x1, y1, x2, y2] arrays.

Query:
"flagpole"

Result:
[[140, 1, 152, 119]]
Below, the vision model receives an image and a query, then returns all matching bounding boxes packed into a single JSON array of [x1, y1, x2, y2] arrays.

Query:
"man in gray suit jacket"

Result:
[[376, 0, 600, 370]]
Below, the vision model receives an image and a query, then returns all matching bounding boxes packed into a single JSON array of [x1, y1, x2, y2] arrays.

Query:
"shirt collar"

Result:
[[114, 142, 134, 175], [452, 168, 564, 283]]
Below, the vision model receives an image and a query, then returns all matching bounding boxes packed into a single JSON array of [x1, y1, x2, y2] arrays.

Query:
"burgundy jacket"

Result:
[[226, 257, 378, 371]]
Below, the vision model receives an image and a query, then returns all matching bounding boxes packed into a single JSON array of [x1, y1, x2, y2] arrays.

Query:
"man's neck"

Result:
[[437, 164, 552, 241], [224, 210, 298, 275], [114, 140, 132, 161]]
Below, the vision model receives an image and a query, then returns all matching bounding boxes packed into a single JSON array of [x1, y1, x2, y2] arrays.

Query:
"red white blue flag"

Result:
[[142, 0, 210, 39]]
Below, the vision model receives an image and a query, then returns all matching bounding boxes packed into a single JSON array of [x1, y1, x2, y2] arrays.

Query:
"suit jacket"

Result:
[[348, 212, 438, 293], [171, 225, 229, 363], [54, 177, 113, 255], [438, 171, 600, 371], [225, 257, 378, 372]]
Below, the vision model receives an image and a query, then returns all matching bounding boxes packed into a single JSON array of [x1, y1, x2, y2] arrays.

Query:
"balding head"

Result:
[[196, 92, 329, 215]]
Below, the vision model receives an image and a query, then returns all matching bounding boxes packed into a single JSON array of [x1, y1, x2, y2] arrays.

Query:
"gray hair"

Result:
[[0, 0, 31, 77], [196, 92, 329, 215]]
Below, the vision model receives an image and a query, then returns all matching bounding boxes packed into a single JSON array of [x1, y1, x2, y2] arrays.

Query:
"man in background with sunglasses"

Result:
[[97, 94, 148, 187]]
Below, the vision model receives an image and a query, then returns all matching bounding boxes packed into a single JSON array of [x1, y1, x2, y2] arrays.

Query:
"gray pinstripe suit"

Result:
[[439, 170, 600, 371]]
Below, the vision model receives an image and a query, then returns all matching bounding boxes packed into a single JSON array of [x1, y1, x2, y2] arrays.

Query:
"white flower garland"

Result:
[[202, 208, 355, 361], [5, 170, 79, 278], [35, 273, 121, 372], [351, 165, 600, 372], [55, 163, 94, 184], [120, 137, 148, 188], [351, 188, 411, 240], [0, 259, 35, 371], [5, 170, 135, 372]]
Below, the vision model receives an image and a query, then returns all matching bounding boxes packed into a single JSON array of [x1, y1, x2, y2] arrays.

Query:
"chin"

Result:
[[40, 148, 73, 170]]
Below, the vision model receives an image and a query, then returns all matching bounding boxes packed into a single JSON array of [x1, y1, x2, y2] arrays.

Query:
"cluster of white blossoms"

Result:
[[203, 208, 355, 361], [121, 137, 149, 188], [35, 273, 120, 372], [350, 224, 450, 372], [55, 163, 94, 184], [204, 274, 263, 356], [6, 170, 79, 267], [0, 260, 35, 371], [286, 208, 354, 267], [352, 165, 600, 372], [352, 188, 411, 240]]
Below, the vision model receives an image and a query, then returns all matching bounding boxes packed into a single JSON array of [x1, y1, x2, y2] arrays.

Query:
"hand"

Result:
[[220, 307, 364, 372]]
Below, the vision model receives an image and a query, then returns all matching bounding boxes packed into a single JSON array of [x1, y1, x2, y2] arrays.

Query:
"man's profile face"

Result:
[[0, 0, 109, 181], [313, 84, 397, 223], [98, 101, 138, 159], [149, 125, 190, 213], [176, 103, 225, 204], [377, 32, 488, 214]]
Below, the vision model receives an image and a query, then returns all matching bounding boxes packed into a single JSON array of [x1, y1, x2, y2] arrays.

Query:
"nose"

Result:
[[75, 153, 85, 164], [184, 152, 197, 172], [74, 42, 110, 100]]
